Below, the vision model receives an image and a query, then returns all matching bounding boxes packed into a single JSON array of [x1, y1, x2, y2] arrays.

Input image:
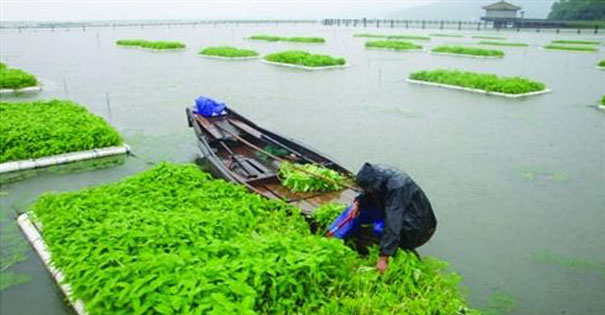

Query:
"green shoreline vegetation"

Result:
[[472, 35, 507, 40], [0, 100, 122, 163], [0, 62, 39, 90], [365, 40, 423, 51], [199, 46, 259, 58], [601, 95, 605, 105], [31, 163, 478, 314], [432, 45, 505, 57], [116, 39, 186, 50], [354, 33, 431, 41], [248, 35, 325, 43], [543, 44, 598, 52], [409, 69, 546, 95], [598, 60, 605, 67], [430, 33, 465, 38], [551, 40, 601, 45], [478, 41, 529, 47], [264, 50, 345, 67]]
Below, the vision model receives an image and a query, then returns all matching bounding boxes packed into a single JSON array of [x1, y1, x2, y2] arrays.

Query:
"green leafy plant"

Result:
[[311, 203, 347, 231], [30, 163, 478, 314], [365, 40, 423, 51], [478, 41, 529, 47], [285, 37, 325, 43], [409, 69, 546, 95], [278, 162, 349, 192], [0, 272, 31, 291], [248, 35, 325, 43], [0, 217, 32, 291], [115, 39, 147, 46], [199, 46, 259, 58], [551, 39, 600, 45], [601, 95, 605, 105], [140, 41, 185, 50], [483, 291, 518, 315], [472, 35, 507, 40], [432, 45, 504, 57], [0, 63, 38, 89], [264, 50, 345, 67], [0, 100, 122, 163], [430, 33, 464, 38], [543, 44, 598, 52], [248, 34, 282, 41], [115, 39, 185, 50], [598, 60, 605, 67]]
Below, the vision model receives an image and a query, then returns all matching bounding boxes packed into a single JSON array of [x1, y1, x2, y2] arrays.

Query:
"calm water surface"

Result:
[[1, 24, 604, 314]]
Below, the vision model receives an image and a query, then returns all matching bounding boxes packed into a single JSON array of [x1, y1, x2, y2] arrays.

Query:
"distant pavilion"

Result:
[[481, 0, 567, 29]]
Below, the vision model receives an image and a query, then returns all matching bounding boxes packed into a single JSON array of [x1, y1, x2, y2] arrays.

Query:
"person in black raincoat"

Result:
[[328, 163, 437, 273]]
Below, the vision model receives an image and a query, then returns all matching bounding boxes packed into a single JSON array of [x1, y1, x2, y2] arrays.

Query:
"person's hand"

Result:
[[376, 256, 389, 274], [349, 201, 360, 219]]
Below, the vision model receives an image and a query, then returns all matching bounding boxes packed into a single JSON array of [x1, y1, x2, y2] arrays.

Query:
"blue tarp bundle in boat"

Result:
[[194, 96, 226, 117]]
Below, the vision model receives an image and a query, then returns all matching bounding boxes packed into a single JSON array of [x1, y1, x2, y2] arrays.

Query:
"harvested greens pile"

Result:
[[0, 62, 38, 90], [31, 163, 477, 314], [0, 100, 122, 163], [278, 161, 349, 193]]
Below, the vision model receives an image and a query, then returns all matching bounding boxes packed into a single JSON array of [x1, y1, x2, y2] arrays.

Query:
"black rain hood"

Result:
[[356, 163, 386, 192]]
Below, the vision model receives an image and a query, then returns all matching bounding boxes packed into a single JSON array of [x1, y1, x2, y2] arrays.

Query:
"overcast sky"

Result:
[[0, 0, 442, 21]]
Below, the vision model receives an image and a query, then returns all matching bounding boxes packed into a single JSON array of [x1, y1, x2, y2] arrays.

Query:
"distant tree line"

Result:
[[548, 0, 605, 20]]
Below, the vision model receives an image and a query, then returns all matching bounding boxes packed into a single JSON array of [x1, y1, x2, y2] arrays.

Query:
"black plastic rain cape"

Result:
[[356, 163, 437, 256]]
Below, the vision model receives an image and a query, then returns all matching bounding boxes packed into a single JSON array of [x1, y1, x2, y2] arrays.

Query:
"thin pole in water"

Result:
[[105, 92, 112, 121], [63, 78, 69, 96]]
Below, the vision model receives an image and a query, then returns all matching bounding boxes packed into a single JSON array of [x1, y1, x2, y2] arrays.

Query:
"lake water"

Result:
[[1, 23, 604, 314]]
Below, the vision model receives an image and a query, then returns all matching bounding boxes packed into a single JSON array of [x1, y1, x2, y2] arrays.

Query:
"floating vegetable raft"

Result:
[[0, 100, 126, 173], [248, 35, 325, 43], [430, 45, 504, 59], [364, 40, 424, 52], [18, 163, 478, 314], [0, 145, 130, 174], [17, 214, 87, 315], [542, 44, 599, 53], [262, 50, 349, 70], [0, 62, 41, 95], [116, 39, 186, 51], [407, 69, 550, 98], [198, 46, 260, 60]]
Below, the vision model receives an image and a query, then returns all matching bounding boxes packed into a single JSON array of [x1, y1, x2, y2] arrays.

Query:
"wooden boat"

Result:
[[186, 107, 358, 214]]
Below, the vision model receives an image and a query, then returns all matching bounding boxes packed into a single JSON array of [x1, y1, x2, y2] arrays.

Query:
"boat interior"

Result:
[[192, 112, 358, 213]]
